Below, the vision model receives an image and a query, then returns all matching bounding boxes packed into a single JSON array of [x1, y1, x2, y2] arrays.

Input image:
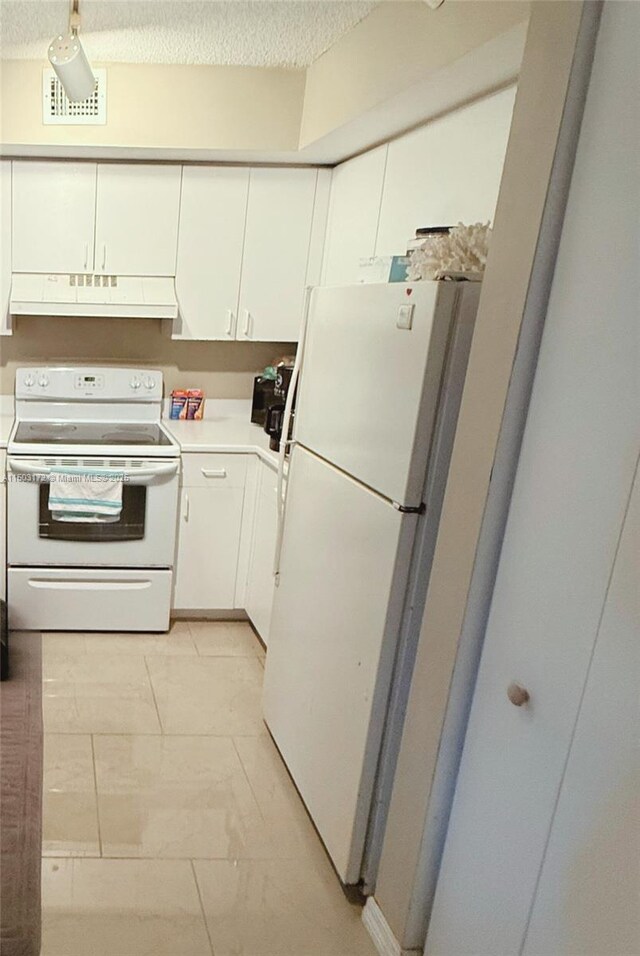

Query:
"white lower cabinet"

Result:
[[173, 454, 248, 611], [0, 450, 5, 602], [245, 461, 279, 646], [172, 452, 279, 638]]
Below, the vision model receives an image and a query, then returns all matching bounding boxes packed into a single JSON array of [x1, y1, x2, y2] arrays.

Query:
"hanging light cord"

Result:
[[69, 0, 81, 37]]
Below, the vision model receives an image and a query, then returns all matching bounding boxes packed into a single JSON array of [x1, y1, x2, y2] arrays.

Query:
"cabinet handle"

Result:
[[201, 468, 227, 479], [243, 310, 251, 338], [83, 243, 89, 271], [225, 310, 234, 337], [183, 492, 190, 522], [101, 243, 107, 271], [507, 682, 530, 707]]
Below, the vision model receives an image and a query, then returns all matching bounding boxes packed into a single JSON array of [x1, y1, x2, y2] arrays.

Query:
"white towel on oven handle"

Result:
[[48, 467, 125, 523]]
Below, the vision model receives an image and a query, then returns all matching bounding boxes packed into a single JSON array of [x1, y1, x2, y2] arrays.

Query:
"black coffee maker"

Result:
[[264, 365, 295, 452]]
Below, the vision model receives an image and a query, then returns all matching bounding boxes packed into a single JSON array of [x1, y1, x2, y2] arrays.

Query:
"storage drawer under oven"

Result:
[[8, 567, 172, 632]]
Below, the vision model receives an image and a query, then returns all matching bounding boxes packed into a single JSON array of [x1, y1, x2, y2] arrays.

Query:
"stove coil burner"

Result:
[[101, 431, 154, 444], [30, 423, 78, 434]]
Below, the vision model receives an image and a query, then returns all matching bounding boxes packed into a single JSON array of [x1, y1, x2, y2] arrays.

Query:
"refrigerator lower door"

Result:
[[263, 445, 418, 884]]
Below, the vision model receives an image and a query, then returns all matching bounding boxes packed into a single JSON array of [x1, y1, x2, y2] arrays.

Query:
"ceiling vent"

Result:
[[42, 67, 107, 125]]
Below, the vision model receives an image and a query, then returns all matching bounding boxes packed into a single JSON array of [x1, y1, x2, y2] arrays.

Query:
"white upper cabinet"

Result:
[[321, 145, 387, 287], [12, 161, 97, 274], [0, 160, 11, 335], [237, 167, 321, 342], [245, 461, 279, 645], [95, 164, 181, 276], [174, 166, 249, 340], [375, 87, 516, 255]]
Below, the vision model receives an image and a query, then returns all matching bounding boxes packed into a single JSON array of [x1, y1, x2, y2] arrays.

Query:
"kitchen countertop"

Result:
[[0, 416, 14, 449], [163, 415, 280, 470], [0, 404, 280, 469]]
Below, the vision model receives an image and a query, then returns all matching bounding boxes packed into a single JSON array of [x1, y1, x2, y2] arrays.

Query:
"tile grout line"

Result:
[[186, 621, 204, 657], [143, 654, 165, 734], [190, 859, 217, 956], [230, 735, 270, 830], [90, 733, 103, 858]]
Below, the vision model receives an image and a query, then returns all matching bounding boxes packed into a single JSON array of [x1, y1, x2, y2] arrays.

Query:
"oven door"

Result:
[[7, 457, 180, 568]]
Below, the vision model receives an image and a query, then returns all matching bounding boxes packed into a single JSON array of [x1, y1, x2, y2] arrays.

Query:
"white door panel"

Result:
[[245, 463, 278, 645], [173, 485, 244, 610], [95, 164, 181, 276], [322, 145, 387, 287], [375, 88, 515, 257], [174, 166, 249, 340], [0, 161, 11, 335], [12, 161, 96, 273], [522, 466, 640, 955], [237, 167, 317, 342], [295, 282, 456, 507], [263, 446, 417, 883]]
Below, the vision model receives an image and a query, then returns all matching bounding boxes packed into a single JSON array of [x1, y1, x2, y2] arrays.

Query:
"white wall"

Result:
[[0, 317, 291, 398], [301, 1, 526, 149]]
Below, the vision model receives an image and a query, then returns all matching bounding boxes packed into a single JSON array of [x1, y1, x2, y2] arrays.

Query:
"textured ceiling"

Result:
[[0, 0, 378, 68]]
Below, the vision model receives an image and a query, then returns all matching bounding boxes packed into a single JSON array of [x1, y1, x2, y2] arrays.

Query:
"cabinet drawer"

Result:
[[181, 453, 247, 489]]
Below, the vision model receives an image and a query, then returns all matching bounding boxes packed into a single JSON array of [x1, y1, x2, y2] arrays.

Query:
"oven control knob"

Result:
[[23, 374, 35, 388], [38, 375, 50, 388], [130, 378, 141, 390], [143, 377, 155, 390]]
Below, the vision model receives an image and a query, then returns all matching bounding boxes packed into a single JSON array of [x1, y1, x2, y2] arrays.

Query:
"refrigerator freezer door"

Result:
[[262, 445, 418, 884], [294, 282, 457, 507]]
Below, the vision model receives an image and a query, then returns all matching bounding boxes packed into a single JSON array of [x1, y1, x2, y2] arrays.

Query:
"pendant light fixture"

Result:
[[48, 0, 96, 102]]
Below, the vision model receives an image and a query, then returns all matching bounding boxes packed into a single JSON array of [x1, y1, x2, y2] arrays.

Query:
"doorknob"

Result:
[[507, 682, 530, 707]]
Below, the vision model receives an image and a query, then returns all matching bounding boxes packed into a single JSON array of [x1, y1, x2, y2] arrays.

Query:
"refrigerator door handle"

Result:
[[274, 285, 314, 581], [392, 501, 426, 514]]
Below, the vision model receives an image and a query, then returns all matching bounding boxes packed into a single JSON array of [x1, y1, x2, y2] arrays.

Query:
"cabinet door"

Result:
[[174, 166, 249, 340], [0, 161, 11, 335], [95, 164, 181, 276], [375, 87, 516, 256], [237, 167, 318, 342], [321, 145, 387, 287], [0, 451, 5, 602], [12, 161, 96, 273], [246, 463, 279, 645], [173, 485, 245, 611]]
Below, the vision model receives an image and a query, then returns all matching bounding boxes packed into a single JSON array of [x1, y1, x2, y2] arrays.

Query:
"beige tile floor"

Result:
[[40, 620, 377, 956]]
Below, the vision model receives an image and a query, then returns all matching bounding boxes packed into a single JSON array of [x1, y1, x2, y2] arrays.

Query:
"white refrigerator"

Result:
[[262, 280, 481, 887]]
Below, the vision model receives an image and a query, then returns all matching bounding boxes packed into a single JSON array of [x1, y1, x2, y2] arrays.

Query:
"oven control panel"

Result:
[[75, 373, 105, 391], [15, 367, 164, 401]]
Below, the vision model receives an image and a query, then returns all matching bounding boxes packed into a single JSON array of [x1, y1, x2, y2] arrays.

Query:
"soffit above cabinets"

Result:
[[0, 0, 378, 68]]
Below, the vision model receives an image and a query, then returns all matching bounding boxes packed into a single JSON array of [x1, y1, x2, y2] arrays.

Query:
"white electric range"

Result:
[[6, 367, 181, 632]]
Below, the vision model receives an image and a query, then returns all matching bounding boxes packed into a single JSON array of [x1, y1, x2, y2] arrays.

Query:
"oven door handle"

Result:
[[8, 459, 180, 485]]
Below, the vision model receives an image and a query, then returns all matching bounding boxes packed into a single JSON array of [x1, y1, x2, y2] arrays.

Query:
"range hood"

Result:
[[10, 273, 178, 320]]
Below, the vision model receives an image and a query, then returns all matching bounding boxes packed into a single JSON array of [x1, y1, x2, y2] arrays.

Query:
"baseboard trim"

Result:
[[362, 897, 421, 956]]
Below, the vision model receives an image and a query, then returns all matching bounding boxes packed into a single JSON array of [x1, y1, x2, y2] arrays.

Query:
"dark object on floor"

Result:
[[0, 631, 43, 956], [1, 600, 9, 680]]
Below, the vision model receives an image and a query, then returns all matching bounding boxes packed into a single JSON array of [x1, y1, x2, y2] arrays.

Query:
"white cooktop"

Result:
[[9, 366, 180, 459]]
